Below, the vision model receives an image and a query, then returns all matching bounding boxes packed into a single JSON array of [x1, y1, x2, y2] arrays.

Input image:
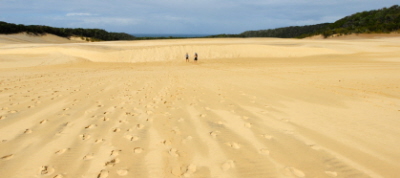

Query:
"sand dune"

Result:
[[0, 34, 400, 178], [0, 33, 86, 45]]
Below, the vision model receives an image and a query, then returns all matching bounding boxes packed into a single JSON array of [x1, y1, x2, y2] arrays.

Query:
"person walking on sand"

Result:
[[194, 53, 198, 62], [186, 53, 189, 62]]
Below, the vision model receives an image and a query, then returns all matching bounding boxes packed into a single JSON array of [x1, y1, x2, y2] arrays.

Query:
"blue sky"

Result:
[[0, 0, 398, 34]]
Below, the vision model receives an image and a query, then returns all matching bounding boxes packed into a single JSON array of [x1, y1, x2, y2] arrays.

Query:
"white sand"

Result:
[[0, 33, 399, 178]]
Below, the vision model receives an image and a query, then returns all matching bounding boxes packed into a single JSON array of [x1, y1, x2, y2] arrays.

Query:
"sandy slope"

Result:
[[0, 33, 86, 44], [0, 34, 400, 178]]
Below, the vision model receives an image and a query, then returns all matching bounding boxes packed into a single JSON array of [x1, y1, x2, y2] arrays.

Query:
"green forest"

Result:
[[239, 5, 400, 38], [0, 21, 135, 41], [321, 5, 400, 37], [240, 23, 330, 38]]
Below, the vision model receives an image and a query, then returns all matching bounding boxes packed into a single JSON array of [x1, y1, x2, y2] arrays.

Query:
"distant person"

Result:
[[194, 53, 198, 62], [186, 53, 189, 62]]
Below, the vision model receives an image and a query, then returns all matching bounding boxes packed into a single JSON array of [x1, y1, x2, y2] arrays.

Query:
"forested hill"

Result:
[[239, 5, 400, 38], [240, 23, 330, 38], [0, 21, 135, 41], [321, 5, 400, 37]]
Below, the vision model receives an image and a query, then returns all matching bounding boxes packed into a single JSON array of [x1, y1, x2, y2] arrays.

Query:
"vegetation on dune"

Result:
[[0, 21, 135, 41], [240, 23, 330, 38], [321, 5, 400, 38], [236, 5, 400, 38], [206, 34, 244, 38]]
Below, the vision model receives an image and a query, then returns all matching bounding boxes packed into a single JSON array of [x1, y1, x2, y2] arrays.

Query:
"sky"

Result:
[[0, 0, 398, 35]]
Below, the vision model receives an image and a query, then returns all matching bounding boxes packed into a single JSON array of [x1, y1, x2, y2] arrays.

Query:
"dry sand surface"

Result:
[[0, 33, 400, 178]]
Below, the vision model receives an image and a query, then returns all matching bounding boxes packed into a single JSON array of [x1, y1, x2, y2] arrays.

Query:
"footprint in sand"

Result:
[[110, 150, 121, 156], [85, 124, 97, 129], [97, 170, 109, 178], [136, 124, 144, 130], [103, 117, 110, 121], [105, 158, 120, 167], [95, 139, 105, 144], [79, 134, 91, 141], [244, 123, 252, 128], [39, 119, 48, 124], [119, 119, 128, 124], [169, 148, 179, 157], [133, 147, 144, 154], [39, 166, 55, 176], [183, 164, 197, 177], [24, 129, 32, 134], [55, 148, 69, 155], [117, 169, 129, 176], [83, 153, 94, 160], [146, 118, 153, 122], [0, 115, 5, 120], [226, 142, 241, 149], [162, 140, 172, 146], [124, 135, 139, 141], [210, 131, 220, 138], [171, 128, 181, 135], [1, 154, 14, 160], [53, 174, 64, 178], [221, 160, 235, 171], [113, 128, 121, 133]]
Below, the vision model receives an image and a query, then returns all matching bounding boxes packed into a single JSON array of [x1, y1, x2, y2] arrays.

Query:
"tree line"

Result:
[[0, 21, 135, 41], [320, 5, 400, 37], [239, 23, 330, 38], [234, 5, 400, 38]]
